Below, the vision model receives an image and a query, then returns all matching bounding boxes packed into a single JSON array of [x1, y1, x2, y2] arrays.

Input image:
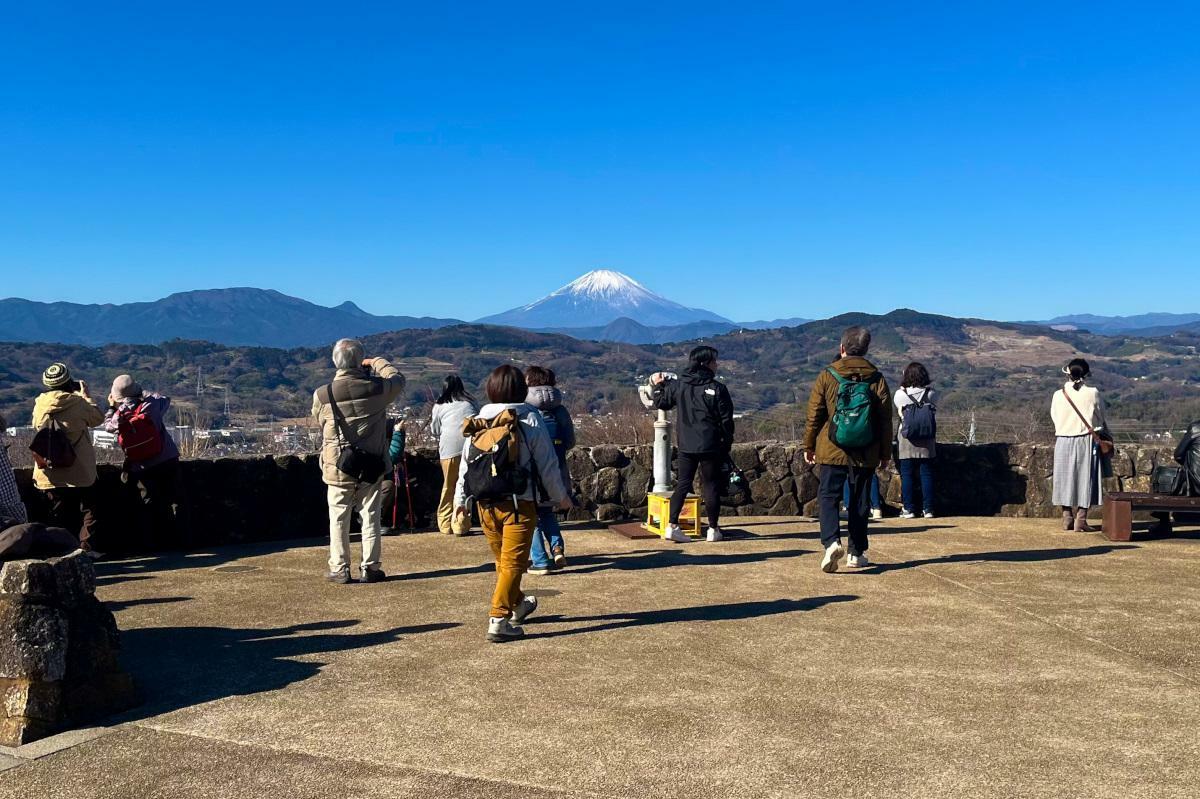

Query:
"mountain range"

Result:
[[0, 289, 458, 349], [1, 270, 1194, 349]]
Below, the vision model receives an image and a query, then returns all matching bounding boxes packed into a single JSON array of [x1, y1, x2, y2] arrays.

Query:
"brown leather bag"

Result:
[[1061, 388, 1114, 457]]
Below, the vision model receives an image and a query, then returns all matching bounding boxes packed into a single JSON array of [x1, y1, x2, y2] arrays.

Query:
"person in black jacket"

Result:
[[1149, 420, 1200, 535], [651, 346, 735, 543]]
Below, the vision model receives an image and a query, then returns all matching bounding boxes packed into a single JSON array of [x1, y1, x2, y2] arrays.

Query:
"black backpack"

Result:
[[900, 389, 937, 443], [461, 410, 538, 507], [30, 419, 77, 470]]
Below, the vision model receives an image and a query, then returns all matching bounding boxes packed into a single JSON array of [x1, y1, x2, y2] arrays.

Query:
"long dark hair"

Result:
[[435, 374, 474, 405], [901, 362, 931, 389]]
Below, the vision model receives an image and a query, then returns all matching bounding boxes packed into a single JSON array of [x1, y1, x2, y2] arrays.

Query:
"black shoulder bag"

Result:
[[325, 383, 387, 484]]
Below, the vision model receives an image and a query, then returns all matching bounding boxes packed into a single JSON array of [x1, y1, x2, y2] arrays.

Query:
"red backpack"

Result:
[[117, 402, 164, 462]]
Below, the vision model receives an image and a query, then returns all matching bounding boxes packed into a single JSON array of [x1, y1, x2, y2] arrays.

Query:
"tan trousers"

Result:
[[327, 480, 383, 573], [438, 456, 471, 535], [478, 500, 537, 618]]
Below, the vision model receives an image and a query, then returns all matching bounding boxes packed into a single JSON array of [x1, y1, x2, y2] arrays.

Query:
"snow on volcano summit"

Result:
[[476, 269, 731, 329]]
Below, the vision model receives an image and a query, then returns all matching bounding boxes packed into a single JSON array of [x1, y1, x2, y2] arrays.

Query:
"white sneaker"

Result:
[[847, 553, 870, 568], [870, 508, 883, 520], [923, 511, 935, 519], [664, 524, 690, 543], [706, 526, 723, 542], [900, 510, 916, 520], [512, 595, 539, 624], [821, 541, 845, 573], [486, 616, 524, 643]]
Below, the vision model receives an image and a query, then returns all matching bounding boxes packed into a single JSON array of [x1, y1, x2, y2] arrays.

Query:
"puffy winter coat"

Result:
[[31, 390, 106, 490], [311, 358, 406, 487]]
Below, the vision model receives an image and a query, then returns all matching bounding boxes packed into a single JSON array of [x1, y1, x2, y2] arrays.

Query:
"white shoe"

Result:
[[870, 508, 883, 520], [486, 616, 524, 643], [821, 541, 845, 573], [664, 524, 690, 543], [900, 510, 916, 520], [512, 595, 539, 624], [706, 526, 723, 542], [923, 511, 935, 519], [847, 553, 870, 568]]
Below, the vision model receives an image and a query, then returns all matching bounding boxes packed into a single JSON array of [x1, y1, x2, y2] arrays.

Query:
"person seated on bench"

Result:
[[1150, 420, 1200, 535]]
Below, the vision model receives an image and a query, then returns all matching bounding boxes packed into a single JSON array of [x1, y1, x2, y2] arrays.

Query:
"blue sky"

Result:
[[2, 2, 1198, 322]]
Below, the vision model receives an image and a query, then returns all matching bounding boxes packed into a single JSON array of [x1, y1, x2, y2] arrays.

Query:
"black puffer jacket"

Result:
[[651, 366, 735, 455], [1174, 421, 1200, 495]]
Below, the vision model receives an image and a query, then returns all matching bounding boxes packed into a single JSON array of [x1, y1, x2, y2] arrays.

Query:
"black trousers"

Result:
[[670, 452, 722, 529], [44, 485, 100, 550], [135, 458, 180, 547], [819, 464, 870, 555]]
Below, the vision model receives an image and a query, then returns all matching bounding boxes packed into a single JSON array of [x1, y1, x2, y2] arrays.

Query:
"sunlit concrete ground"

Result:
[[1, 515, 1198, 799]]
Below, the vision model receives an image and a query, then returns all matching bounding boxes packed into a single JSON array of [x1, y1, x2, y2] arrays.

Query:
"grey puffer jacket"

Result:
[[525, 385, 576, 499]]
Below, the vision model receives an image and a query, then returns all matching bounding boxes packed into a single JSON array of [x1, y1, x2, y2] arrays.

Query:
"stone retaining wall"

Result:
[[13, 442, 1172, 554]]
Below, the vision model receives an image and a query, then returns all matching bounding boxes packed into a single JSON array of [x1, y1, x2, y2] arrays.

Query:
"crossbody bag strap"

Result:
[[324, 383, 362, 448], [1061, 388, 1101, 441]]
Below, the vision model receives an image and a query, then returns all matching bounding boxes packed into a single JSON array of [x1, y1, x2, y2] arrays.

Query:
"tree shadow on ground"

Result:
[[524, 595, 857, 639], [862, 544, 1138, 574], [116, 619, 458, 721], [721, 524, 957, 541], [105, 596, 193, 612], [561, 547, 812, 575], [94, 538, 324, 586]]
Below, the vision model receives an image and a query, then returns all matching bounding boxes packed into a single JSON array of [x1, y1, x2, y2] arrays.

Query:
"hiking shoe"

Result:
[[552, 548, 567, 567], [821, 541, 844, 573], [359, 567, 386, 583], [487, 616, 524, 643], [870, 508, 883, 521], [899, 510, 917, 520], [706, 526, 723, 542], [512, 595, 539, 624], [922, 511, 935, 519], [327, 568, 351, 584], [664, 524, 690, 543], [847, 553, 870, 568], [528, 565, 553, 576]]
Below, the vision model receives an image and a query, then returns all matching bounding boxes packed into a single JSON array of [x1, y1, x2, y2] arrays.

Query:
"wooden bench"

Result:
[[1101, 492, 1200, 541]]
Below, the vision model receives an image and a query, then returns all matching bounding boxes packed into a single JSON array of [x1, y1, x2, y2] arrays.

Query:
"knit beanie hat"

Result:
[[42, 363, 72, 389], [111, 374, 143, 401]]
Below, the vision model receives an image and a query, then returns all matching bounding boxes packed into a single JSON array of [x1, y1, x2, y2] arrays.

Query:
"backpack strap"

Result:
[[322, 382, 363, 449]]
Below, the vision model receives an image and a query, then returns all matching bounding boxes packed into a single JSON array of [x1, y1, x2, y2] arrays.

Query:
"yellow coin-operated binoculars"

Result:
[[638, 373, 702, 538]]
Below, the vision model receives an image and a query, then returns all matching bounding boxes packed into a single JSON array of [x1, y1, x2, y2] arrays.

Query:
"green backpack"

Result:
[[827, 367, 880, 450]]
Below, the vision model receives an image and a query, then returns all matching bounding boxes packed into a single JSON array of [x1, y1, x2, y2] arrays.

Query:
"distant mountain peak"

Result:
[[478, 269, 730, 329]]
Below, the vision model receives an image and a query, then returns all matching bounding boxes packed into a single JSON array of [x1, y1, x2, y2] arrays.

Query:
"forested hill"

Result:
[[1, 311, 1197, 435]]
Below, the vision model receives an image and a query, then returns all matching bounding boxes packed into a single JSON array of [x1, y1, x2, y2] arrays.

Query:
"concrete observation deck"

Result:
[[0, 516, 1197, 798]]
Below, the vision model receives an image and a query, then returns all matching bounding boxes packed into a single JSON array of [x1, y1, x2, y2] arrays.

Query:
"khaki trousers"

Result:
[[438, 456, 471, 535], [478, 500, 537, 618], [327, 479, 383, 573]]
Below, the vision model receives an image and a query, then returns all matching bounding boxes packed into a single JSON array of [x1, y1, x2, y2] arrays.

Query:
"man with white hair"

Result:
[[312, 339, 406, 583]]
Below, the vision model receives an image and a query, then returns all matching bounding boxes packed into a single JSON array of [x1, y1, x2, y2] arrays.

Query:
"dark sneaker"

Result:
[[511, 595, 539, 624], [359, 567, 386, 583], [487, 616, 525, 643], [528, 565, 553, 576], [327, 568, 352, 584]]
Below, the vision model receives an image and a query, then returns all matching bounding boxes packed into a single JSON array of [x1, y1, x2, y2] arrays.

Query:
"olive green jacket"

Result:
[[803, 356, 893, 468]]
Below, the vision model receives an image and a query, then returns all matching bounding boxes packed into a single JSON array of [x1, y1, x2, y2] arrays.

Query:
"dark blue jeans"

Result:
[[899, 458, 934, 514], [820, 465, 870, 556], [530, 506, 564, 569], [843, 473, 881, 510]]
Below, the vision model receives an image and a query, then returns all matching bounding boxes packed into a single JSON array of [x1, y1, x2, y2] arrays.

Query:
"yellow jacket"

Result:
[[31, 390, 106, 490]]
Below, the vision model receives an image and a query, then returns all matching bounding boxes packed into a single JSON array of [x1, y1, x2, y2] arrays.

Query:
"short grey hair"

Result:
[[840, 326, 871, 357], [331, 338, 364, 370]]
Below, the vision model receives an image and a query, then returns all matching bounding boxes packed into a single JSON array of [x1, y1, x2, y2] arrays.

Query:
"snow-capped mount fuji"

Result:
[[475, 269, 732, 329]]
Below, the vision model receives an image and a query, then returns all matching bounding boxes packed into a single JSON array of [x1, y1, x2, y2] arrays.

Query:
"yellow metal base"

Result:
[[644, 492, 702, 538]]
